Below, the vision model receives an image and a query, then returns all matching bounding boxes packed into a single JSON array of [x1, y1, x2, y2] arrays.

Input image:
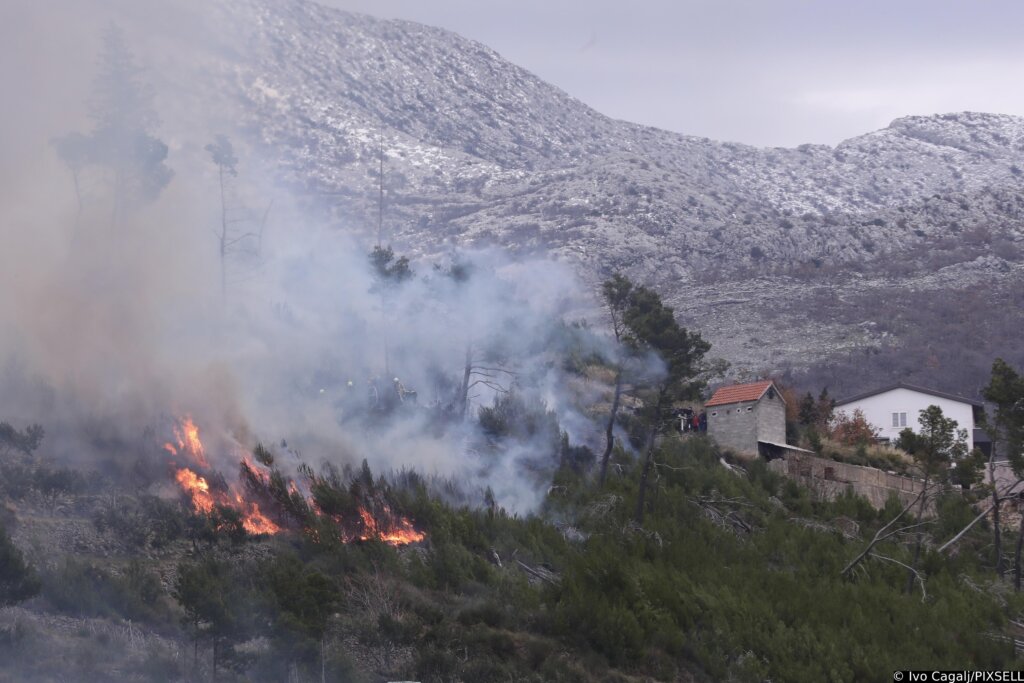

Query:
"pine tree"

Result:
[[611, 281, 709, 524], [798, 392, 818, 426], [896, 405, 969, 593], [598, 273, 633, 487], [173, 558, 236, 676], [54, 24, 172, 227]]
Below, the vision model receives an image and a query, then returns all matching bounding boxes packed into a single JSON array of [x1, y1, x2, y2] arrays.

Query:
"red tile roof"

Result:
[[704, 380, 776, 407]]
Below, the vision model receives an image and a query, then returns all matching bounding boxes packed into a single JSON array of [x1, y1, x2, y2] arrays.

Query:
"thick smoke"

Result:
[[0, 1, 611, 512]]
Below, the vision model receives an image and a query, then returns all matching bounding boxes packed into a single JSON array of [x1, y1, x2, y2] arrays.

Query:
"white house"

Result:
[[833, 383, 982, 452]]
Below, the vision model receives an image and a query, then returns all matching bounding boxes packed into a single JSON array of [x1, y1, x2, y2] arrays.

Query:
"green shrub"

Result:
[[43, 558, 165, 623]]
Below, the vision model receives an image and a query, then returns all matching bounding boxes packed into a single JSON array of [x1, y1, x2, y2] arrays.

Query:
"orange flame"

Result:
[[358, 506, 426, 546], [175, 467, 282, 535], [175, 468, 214, 514], [166, 417, 422, 545], [237, 497, 281, 535], [168, 416, 208, 468]]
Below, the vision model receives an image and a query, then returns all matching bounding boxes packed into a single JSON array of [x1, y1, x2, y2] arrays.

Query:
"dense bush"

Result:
[[92, 495, 188, 549], [0, 523, 40, 607], [478, 391, 559, 444], [43, 559, 166, 624]]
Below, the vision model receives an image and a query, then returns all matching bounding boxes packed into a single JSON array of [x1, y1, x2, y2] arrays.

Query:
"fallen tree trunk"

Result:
[[841, 485, 928, 578], [515, 559, 560, 585]]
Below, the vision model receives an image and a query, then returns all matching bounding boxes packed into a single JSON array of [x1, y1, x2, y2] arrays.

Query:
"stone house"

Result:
[[705, 380, 798, 458]]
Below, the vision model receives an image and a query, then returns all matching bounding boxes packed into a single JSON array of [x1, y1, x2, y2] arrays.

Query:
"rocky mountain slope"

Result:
[[139, 0, 1024, 395]]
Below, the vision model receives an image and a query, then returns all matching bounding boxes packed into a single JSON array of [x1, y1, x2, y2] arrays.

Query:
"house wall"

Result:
[[707, 399, 759, 455], [756, 390, 787, 444], [708, 391, 786, 456], [834, 388, 975, 451]]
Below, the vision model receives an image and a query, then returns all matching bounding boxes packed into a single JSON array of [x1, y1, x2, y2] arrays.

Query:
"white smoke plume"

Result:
[[0, 1, 616, 512]]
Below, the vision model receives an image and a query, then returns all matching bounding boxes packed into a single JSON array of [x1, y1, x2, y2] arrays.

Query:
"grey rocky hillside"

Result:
[[139, 0, 1024, 395]]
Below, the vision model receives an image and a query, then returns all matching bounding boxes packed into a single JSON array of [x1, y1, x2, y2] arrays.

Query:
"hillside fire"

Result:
[[165, 416, 424, 545], [163, 416, 209, 468]]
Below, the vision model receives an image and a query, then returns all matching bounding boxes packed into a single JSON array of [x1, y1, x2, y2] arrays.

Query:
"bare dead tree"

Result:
[[937, 478, 1024, 554], [841, 484, 930, 578], [345, 569, 405, 672], [455, 342, 517, 418], [205, 135, 272, 300], [689, 495, 754, 535], [870, 553, 928, 601], [52, 132, 91, 235]]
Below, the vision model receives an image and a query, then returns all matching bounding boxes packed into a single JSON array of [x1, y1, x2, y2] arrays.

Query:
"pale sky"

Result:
[[326, 0, 1024, 148]]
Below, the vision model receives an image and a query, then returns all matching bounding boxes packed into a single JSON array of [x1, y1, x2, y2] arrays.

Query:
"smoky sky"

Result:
[[324, 0, 1024, 147], [0, 0, 622, 514]]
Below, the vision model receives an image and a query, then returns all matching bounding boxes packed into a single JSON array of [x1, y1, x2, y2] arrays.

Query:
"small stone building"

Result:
[[705, 380, 790, 458]]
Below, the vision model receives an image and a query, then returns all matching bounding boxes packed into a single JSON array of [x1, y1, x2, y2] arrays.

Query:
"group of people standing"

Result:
[[678, 408, 707, 433]]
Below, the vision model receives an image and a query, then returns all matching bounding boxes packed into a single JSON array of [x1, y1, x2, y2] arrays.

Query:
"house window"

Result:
[[711, 411, 717, 417], [892, 412, 907, 427], [746, 406, 753, 412]]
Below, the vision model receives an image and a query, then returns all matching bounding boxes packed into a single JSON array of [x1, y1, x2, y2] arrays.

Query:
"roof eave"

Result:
[[835, 382, 982, 408]]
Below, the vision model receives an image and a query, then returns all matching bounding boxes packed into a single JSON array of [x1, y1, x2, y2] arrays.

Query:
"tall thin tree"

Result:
[[896, 406, 968, 594], [983, 359, 1024, 588], [205, 134, 239, 299], [598, 274, 632, 487], [606, 279, 709, 524]]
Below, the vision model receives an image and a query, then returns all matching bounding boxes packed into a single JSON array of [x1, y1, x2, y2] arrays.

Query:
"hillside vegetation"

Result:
[[1, 434, 1020, 682]]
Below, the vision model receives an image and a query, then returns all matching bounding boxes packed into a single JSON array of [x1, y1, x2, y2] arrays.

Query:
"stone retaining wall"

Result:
[[768, 452, 927, 510]]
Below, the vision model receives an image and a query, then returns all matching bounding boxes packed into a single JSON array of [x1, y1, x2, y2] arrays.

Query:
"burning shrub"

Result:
[[243, 461, 314, 529], [209, 504, 249, 544], [253, 441, 274, 467], [300, 460, 426, 546], [305, 462, 356, 518], [164, 418, 425, 546]]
